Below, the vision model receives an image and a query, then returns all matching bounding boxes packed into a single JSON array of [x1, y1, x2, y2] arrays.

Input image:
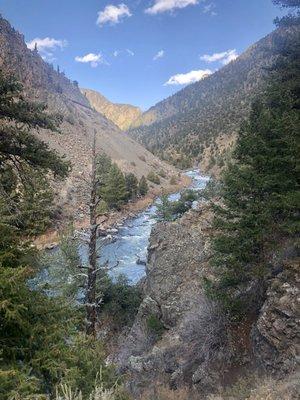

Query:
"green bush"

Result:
[[138, 176, 149, 196], [158, 169, 167, 178], [156, 190, 198, 221], [100, 274, 142, 329], [200, 179, 221, 201], [169, 176, 177, 185], [146, 315, 165, 340], [125, 173, 138, 200], [147, 172, 160, 185]]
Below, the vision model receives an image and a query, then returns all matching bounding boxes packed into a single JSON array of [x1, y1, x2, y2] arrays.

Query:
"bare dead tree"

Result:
[[85, 130, 104, 336]]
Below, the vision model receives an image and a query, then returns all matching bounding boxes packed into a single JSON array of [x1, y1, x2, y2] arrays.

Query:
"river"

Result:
[[79, 170, 209, 284]]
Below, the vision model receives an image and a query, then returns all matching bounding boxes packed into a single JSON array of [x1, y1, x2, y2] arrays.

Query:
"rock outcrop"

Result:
[[118, 203, 300, 397], [118, 205, 234, 395], [252, 258, 300, 376]]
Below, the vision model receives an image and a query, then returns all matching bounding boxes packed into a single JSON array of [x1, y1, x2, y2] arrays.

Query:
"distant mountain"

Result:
[[128, 26, 299, 171], [81, 88, 141, 131], [0, 16, 177, 218]]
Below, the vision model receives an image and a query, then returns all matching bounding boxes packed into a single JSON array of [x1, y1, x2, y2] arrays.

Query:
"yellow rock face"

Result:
[[81, 88, 142, 131]]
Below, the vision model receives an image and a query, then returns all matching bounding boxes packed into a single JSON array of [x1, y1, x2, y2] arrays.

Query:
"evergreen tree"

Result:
[[156, 194, 173, 221], [103, 163, 128, 209], [0, 73, 70, 236], [0, 74, 113, 398], [208, 6, 300, 317], [96, 152, 113, 185], [138, 175, 149, 196], [125, 172, 138, 200]]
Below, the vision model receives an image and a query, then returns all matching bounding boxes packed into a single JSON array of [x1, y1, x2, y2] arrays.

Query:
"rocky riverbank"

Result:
[[34, 173, 191, 250]]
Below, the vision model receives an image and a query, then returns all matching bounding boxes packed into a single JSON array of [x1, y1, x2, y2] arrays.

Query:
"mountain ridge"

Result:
[[81, 88, 142, 131], [128, 25, 299, 170]]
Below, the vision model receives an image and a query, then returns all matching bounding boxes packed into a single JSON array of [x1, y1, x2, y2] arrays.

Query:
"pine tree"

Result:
[[0, 73, 70, 236], [125, 172, 138, 200], [208, 6, 300, 317], [0, 74, 85, 398], [103, 164, 128, 209], [156, 194, 173, 221], [96, 152, 112, 184], [138, 175, 149, 196]]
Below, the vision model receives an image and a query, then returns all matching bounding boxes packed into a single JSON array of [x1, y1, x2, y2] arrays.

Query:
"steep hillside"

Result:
[[81, 88, 141, 130], [0, 16, 179, 220], [129, 26, 299, 170]]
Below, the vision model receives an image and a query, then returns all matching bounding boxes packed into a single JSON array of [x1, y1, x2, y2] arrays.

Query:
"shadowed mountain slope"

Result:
[[129, 26, 299, 171]]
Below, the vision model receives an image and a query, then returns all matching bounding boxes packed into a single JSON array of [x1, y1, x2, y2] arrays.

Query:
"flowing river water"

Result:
[[79, 170, 209, 284]]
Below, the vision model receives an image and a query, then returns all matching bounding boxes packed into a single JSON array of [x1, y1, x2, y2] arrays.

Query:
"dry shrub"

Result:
[[178, 298, 233, 384], [207, 371, 300, 400], [54, 370, 130, 400], [141, 386, 193, 400], [55, 384, 116, 400], [246, 374, 300, 400]]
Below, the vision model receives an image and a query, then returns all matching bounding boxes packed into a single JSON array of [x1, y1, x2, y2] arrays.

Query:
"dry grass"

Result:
[[208, 371, 300, 400], [54, 384, 121, 400], [140, 386, 193, 400], [138, 372, 300, 400]]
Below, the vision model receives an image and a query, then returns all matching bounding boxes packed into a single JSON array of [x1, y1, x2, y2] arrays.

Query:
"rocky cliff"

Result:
[[252, 258, 300, 376], [0, 15, 178, 220], [118, 204, 300, 397], [118, 205, 234, 395], [81, 88, 142, 131]]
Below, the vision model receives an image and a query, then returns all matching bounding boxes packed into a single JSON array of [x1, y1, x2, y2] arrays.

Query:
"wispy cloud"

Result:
[[113, 49, 134, 57], [26, 37, 67, 61], [203, 3, 217, 16], [97, 3, 132, 26], [153, 50, 165, 60], [75, 53, 106, 67], [164, 69, 211, 85], [145, 0, 198, 15], [200, 49, 238, 65]]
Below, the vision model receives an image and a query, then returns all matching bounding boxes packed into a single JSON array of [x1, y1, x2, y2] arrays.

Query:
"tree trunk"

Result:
[[86, 131, 98, 337]]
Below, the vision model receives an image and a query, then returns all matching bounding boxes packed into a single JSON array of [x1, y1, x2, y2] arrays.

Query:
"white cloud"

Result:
[[203, 3, 217, 16], [97, 3, 132, 26], [145, 0, 198, 15], [26, 37, 67, 61], [75, 53, 105, 67], [164, 69, 212, 85], [113, 49, 134, 57], [27, 37, 67, 52], [200, 49, 238, 65], [153, 50, 165, 60]]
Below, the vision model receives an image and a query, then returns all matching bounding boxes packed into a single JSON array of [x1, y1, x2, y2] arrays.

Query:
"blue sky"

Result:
[[0, 0, 285, 110]]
